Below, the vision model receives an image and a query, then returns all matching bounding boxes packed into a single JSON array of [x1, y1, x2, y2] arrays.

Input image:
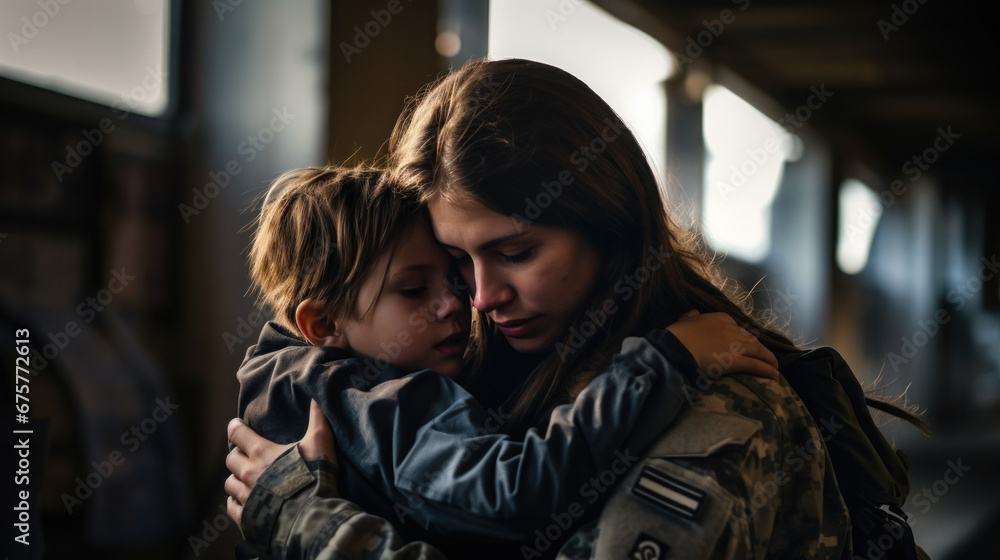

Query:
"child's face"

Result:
[[337, 219, 470, 378]]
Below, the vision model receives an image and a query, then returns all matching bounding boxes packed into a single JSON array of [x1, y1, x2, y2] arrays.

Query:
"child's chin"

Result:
[[434, 361, 463, 379]]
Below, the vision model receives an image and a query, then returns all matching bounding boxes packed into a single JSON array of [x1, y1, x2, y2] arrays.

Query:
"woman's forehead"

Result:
[[427, 196, 525, 249]]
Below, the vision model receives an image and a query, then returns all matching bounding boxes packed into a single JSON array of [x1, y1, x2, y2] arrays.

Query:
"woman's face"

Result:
[[428, 196, 601, 354]]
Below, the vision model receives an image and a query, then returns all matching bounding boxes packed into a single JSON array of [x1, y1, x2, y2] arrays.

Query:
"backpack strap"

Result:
[[779, 347, 911, 506]]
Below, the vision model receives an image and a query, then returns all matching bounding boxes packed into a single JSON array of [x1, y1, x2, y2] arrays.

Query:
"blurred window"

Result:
[[487, 0, 674, 180], [0, 0, 171, 116], [702, 85, 799, 262], [836, 178, 883, 275]]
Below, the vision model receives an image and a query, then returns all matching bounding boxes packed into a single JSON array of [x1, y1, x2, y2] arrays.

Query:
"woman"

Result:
[[227, 58, 926, 559]]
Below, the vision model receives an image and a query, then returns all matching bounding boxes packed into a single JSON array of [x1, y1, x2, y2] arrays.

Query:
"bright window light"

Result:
[[836, 178, 883, 274], [488, 0, 674, 179], [702, 85, 796, 263], [0, 0, 171, 116]]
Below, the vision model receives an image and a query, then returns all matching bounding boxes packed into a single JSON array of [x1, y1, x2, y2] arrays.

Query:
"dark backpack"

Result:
[[780, 347, 926, 560], [848, 497, 922, 560]]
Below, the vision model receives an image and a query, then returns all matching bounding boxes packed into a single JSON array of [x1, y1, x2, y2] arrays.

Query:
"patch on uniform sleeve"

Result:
[[631, 465, 706, 520], [629, 533, 670, 559]]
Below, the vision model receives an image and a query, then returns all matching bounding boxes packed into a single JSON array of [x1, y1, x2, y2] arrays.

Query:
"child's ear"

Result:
[[295, 299, 348, 348]]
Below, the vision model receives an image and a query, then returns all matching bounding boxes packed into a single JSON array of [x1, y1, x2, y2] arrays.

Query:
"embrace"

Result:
[[223, 58, 929, 560]]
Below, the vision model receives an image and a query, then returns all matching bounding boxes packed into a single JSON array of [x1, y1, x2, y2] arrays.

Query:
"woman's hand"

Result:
[[666, 310, 781, 379], [225, 400, 337, 526]]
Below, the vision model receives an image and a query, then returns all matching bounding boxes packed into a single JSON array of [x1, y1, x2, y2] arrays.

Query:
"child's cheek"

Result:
[[408, 310, 429, 333], [395, 325, 430, 368]]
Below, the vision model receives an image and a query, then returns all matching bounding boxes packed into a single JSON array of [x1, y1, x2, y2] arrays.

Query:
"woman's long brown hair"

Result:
[[388, 58, 929, 436]]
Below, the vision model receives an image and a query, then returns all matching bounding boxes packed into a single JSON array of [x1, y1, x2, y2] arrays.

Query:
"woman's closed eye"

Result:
[[500, 248, 533, 264]]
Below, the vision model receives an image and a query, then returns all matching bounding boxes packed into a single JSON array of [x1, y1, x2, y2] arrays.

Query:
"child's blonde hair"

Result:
[[249, 165, 422, 338]]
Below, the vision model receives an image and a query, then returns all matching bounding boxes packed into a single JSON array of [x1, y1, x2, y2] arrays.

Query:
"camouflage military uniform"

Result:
[[556, 345, 931, 560], [552, 372, 851, 560], [240, 372, 850, 560], [242, 446, 447, 560], [239, 341, 922, 560]]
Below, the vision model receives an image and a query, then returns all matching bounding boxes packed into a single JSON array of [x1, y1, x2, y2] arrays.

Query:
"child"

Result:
[[235, 164, 705, 553], [247, 164, 470, 381]]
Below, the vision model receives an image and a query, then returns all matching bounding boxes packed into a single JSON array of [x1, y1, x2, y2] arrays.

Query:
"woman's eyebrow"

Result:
[[440, 231, 529, 253]]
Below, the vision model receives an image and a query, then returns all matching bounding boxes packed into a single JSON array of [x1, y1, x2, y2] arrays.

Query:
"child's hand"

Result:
[[225, 400, 338, 527], [666, 310, 781, 380]]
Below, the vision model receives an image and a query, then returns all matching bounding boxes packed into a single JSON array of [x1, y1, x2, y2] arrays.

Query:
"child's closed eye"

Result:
[[399, 287, 428, 298]]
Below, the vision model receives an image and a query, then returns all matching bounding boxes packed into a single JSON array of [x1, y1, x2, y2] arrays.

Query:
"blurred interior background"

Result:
[[1, 0, 996, 558]]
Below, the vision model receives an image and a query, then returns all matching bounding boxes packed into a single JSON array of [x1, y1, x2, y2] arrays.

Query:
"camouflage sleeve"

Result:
[[242, 445, 448, 560], [552, 449, 754, 560], [554, 374, 852, 560]]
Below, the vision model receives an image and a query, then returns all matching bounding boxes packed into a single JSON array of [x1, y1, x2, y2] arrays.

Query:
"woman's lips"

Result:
[[495, 316, 541, 338]]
